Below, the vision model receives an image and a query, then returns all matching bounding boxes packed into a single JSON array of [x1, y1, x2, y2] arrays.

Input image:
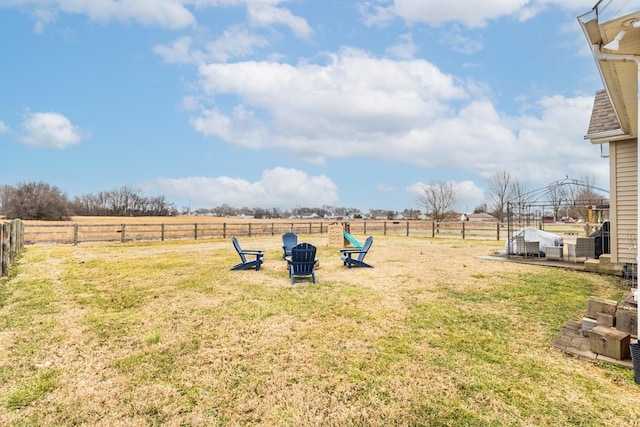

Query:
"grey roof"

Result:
[[586, 89, 622, 138]]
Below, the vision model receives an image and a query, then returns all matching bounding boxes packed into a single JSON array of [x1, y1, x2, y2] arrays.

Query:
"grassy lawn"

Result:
[[0, 235, 638, 426]]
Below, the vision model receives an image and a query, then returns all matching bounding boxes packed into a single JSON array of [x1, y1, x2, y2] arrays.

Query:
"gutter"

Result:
[[590, 42, 640, 337]]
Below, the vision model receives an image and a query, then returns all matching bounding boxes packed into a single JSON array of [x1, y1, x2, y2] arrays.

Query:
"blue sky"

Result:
[[0, 1, 625, 213]]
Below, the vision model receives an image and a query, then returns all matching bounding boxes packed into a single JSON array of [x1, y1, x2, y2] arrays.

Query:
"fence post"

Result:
[[496, 222, 500, 241], [1, 223, 7, 277], [406, 221, 410, 237], [432, 222, 435, 238], [462, 222, 466, 239], [364, 221, 367, 234], [223, 223, 227, 239], [161, 224, 165, 241], [271, 223, 275, 236], [121, 224, 126, 242], [249, 223, 252, 237], [194, 223, 198, 240]]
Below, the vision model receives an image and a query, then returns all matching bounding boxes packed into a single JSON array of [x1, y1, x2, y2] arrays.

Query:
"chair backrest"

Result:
[[357, 236, 373, 261], [576, 237, 596, 256], [282, 232, 298, 251], [290, 243, 316, 275], [231, 236, 246, 263]]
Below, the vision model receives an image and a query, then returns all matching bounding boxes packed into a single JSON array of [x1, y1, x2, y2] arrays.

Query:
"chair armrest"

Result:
[[240, 250, 264, 255], [340, 248, 363, 254]]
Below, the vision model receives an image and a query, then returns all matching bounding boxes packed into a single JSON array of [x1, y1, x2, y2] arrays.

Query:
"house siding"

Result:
[[611, 139, 637, 264]]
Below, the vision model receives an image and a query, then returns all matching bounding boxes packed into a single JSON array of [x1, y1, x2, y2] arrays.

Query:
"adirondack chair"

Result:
[[287, 243, 317, 284], [230, 235, 264, 271], [281, 232, 298, 259], [340, 236, 374, 268]]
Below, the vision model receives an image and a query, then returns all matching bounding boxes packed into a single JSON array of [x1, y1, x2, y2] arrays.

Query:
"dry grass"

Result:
[[0, 234, 638, 426]]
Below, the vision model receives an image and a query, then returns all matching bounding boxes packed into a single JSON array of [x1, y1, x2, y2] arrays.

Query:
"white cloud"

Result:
[[10, 0, 312, 35], [193, 48, 468, 158], [247, 3, 312, 39], [0, 121, 9, 133], [376, 183, 396, 193], [154, 36, 200, 64], [438, 27, 484, 55], [361, 0, 529, 28], [188, 46, 604, 190], [205, 26, 270, 62], [359, 0, 592, 28], [20, 112, 87, 149], [154, 28, 270, 65], [22, 0, 196, 31], [386, 33, 418, 59], [139, 167, 338, 209]]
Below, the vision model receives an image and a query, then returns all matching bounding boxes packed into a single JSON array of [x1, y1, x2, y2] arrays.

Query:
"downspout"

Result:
[[590, 43, 640, 338]]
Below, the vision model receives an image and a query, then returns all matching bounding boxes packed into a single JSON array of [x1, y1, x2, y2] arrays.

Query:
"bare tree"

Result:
[[485, 170, 514, 222], [547, 182, 568, 221], [1, 181, 70, 220], [573, 175, 608, 221], [419, 181, 458, 221]]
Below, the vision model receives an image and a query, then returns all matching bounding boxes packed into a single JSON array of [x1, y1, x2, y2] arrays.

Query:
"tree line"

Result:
[[0, 182, 174, 220], [0, 181, 404, 221], [419, 171, 607, 222], [0, 172, 608, 222]]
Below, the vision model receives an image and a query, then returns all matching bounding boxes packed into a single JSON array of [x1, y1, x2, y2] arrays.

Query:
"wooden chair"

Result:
[[566, 237, 596, 263], [341, 236, 374, 268], [230, 235, 264, 271], [287, 243, 317, 284]]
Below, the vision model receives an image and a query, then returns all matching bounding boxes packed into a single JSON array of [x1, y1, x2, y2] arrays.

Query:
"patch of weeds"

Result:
[[5, 368, 59, 410], [112, 348, 176, 383], [146, 332, 161, 344]]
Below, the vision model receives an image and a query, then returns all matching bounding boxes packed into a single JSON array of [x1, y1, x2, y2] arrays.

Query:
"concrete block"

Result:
[[596, 312, 615, 327], [587, 296, 617, 319], [589, 326, 630, 360], [615, 306, 638, 338], [582, 317, 598, 337]]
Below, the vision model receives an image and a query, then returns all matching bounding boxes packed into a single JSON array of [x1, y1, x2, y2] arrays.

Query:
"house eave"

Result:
[[584, 129, 629, 143]]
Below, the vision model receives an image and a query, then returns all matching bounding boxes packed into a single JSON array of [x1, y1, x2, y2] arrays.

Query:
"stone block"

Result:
[[589, 326, 630, 360], [615, 306, 638, 338], [587, 296, 617, 319], [596, 312, 615, 327], [582, 317, 598, 337]]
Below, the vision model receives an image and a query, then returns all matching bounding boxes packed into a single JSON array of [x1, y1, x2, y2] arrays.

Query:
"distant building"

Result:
[[467, 212, 496, 222]]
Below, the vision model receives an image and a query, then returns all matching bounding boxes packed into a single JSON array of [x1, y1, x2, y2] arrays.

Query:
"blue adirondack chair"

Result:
[[340, 236, 374, 268], [231, 235, 264, 271], [287, 243, 317, 284], [281, 232, 298, 259]]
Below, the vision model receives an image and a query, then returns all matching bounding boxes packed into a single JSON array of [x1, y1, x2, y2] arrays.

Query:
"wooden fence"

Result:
[[21, 220, 593, 245], [1, 219, 25, 277]]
